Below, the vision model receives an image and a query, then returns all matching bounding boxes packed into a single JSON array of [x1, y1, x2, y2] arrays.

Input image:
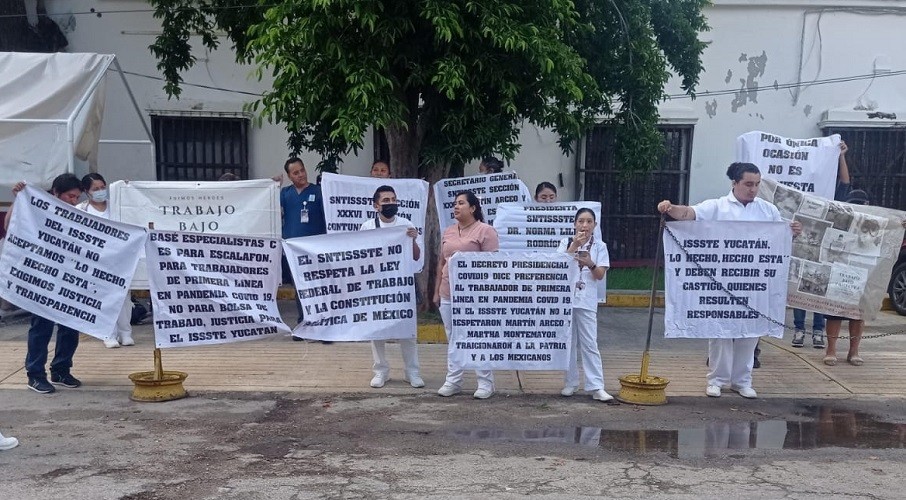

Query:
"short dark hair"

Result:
[[455, 190, 485, 222], [726, 162, 760, 182], [480, 156, 504, 173], [52, 173, 82, 195], [535, 181, 557, 198], [373, 185, 396, 203], [218, 172, 241, 181], [574, 207, 596, 222], [284, 157, 304, 172], [846, 189, 870, 205], [80, 173, 106, 192]]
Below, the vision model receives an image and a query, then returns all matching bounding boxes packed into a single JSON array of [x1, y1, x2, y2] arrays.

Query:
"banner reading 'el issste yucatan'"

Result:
[[146, 230, 290, 348], [758, 178, 905, 321], [736, 131, 841, 199], [448, 251, 577, 370], [663, 220, 791, 339], [0, 186, 145, 338], [433, 172, 531, 232], [109, 179, 281, 288], [283, 227, 416, 341], [320, 172, 428, 271]]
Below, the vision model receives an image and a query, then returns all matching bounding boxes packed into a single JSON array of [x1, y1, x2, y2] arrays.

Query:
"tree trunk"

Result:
[[384, 124, 421, 180], [418, 161, 450, 311]]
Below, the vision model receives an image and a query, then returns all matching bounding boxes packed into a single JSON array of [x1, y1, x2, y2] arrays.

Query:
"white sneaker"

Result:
[[370, 374, 388, 388], [560, 386, 578, 397], [404, 374, 425, 388], [473, 387, 494, 399], [706, 385, 722, 397], [0, 433, 19, 451], [120, 336, 135, 346], [591, 389, 614, 402], [103, 338, 120, 349], [731, 386, 758, 399], [437, 382, 461, 397]]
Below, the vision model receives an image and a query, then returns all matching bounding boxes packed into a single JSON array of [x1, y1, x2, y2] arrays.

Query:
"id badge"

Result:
[[301, 209, 310, 223]]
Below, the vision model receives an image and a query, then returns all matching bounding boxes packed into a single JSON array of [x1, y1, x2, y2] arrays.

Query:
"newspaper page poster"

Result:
[[758, 178, 905, 321], [320, 172, 428, 271], [663, 220, 791, 339], [146, 231, 290, 348], [736, 131, 841, 199], [0, 185, 145, 338], [448, 251, 577, 370], [433, 172, 531, 232], [109, 179, 281, 288], [283, 227, 416, 341]]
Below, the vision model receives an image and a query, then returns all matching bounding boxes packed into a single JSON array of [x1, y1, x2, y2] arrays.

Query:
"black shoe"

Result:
[[753, 357, 761, 369], [50, 372, 82, 388], [292, 336, 304, 342], [28, 377, 56, 394], [320, 341, 334, 345]]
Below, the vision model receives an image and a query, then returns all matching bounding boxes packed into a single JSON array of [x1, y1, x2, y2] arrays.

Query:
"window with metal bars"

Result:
[[151, 115, 249, 181], [581, 125, 693, 264], [820, 127, 906, 210]]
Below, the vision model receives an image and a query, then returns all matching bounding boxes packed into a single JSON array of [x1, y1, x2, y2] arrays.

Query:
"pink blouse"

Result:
[[439, 221, 499, 299]]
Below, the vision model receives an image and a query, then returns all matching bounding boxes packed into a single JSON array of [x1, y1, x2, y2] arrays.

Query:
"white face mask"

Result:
[[90, 189, 108, 203]]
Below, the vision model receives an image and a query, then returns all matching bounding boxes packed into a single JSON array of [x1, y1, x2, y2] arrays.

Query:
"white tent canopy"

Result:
[[0, 52, 150, 189]]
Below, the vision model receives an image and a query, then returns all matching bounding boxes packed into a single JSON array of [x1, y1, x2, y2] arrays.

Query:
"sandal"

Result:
[[847, 355, 864, 366], [823, 355, 837, 366]]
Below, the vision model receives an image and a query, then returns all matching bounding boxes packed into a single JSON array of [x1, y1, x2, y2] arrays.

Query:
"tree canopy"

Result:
[[149, 0, 709, 177]]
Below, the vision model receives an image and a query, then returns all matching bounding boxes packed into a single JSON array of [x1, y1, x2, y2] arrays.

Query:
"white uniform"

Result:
[[77, 201, 134, 346], [557, 237, 610, 391], [692, 191, 782, 390], [360, 216, 421, 380]]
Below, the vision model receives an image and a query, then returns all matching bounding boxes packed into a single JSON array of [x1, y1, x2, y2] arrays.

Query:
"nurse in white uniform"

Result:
[[657, 163, 801, 399]]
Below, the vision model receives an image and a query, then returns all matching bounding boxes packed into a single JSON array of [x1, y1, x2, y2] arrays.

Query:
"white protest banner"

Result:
[[736, 131, 841, 199], [0, 185, 145, 338], [146, 231, 290, 348], [433, 172, 531, 232], [448, 251, 577, 370], [663, 220, 791, 339], [321, 172, 428, 271], [493, 201, 603, 251], [109, 179, 281, 288], [759, 178, 905, 321], [283, 227, 416, 341]]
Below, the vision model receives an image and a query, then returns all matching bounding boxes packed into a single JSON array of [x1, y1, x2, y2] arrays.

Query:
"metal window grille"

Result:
[[820, 127, 906, 210], [581, 125, 693, 264], [151, 115, 249, 181]]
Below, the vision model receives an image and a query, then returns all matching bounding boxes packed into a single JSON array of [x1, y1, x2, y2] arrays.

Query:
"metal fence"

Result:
[[821, 127, 906, 210], [151, 115, 249, 181]]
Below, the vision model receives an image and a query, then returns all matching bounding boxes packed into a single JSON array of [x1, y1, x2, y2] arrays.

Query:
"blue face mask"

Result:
[[90, 189, 108, 203]]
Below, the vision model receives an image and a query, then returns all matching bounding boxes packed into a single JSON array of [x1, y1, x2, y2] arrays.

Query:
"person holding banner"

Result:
[[558, 208, 613, 402], [479, 157, 504, 174], [657, 163, 802, 399], [77, 173, 135, 349], [434, 191, 499, 399], [534, 182, 558, 203], [360, 185, 424, 388], [370, 160, 391, 179], [6, 176, 85, 394]]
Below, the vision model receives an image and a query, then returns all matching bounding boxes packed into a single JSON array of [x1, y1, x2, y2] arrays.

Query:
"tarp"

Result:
[[0, 52, 114, 188]]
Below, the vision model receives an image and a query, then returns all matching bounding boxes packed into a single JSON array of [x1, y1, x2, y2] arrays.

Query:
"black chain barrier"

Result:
[[663, 224, 906, 341]]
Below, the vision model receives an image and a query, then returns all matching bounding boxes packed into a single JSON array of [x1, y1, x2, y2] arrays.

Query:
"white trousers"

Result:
[[440, 299, 494, 391], [108, 297, 133, 343], [564, 307, 605, 391], [371, 338, 420, 378], [707, 337, 759, 389]]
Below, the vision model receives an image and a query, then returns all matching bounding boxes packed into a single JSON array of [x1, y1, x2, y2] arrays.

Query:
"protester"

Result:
[[557, 208, 613, 402], [479, 157, 504, 174], [657, 163, 802, 399], [218, 172, 241, 181], [370, 160, 391, 178], [360, 185, 423, 388], [280, 157, 328, 341], [0, 430, 18, 451], [534, 182, 558, 203], [434, 191, 499, 399], [77, 173, 135, 349], [6, 175, 85, 394], [792, 141, 852, 349]]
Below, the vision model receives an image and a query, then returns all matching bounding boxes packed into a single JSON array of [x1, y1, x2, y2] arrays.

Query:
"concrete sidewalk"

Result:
[[1, 306, 905, 398]]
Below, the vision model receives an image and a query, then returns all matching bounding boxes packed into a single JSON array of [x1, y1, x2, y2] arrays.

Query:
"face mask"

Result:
[[90, 189, 108, 203], [380, 203, 399, 218]]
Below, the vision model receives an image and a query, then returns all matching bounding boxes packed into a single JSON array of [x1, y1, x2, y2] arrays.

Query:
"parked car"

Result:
[[889, 239, 906, 316]]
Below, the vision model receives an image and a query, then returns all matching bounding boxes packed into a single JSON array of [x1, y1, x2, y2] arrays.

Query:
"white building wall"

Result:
[[42, 0, 906, 202]]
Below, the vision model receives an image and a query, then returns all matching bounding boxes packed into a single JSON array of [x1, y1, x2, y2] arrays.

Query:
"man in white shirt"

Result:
[[360, 185, 424, 388]]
